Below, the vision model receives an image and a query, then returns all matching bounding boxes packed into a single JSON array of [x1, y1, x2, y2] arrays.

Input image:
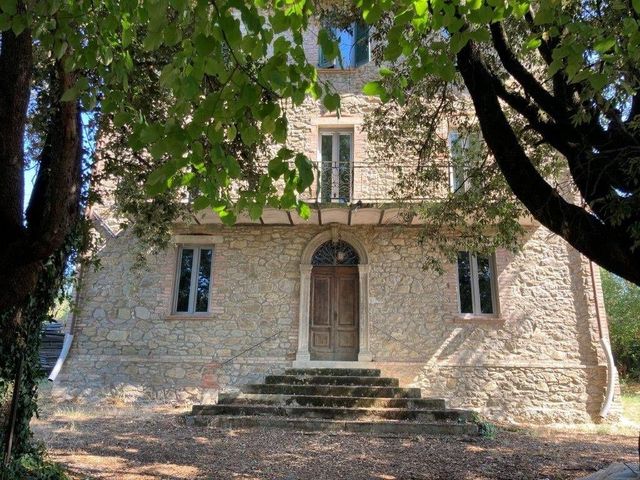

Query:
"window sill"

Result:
[[450, 314, 504, 325], [317, 66, 368, 73], [165, 314, 213, 321]]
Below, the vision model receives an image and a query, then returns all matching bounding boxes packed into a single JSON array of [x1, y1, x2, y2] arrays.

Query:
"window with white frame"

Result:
[[456, 251, 498, 315], [173, 245, 213, 314], [318, 20, 370, 68], [449, 131, 468, 193], [318, 130, 353, 203], [448, 131, 482, 193]]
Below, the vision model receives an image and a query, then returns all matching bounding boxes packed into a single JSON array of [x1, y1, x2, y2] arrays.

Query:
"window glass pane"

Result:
[[450, 132, 466, 192], [457, 252, 473, 313], [477, 255, 494, 314], [338, 134, 351, 202], [176, 248, 194, 312], [354, 21, 369, 66], [320, 135, 333, 202], [195, 248, 212, 312], [336, 28, 354, 67]]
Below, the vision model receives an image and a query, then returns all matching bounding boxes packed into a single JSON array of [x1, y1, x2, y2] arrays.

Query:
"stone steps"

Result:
[[186, 415, 479, 435], [284, 368, 381, 377], [264, 374, 399, 387], [241, 384, 422, 398], [218, 393, 447, 409], [191, 404, 473, 422], [187, 367, 479, 436]]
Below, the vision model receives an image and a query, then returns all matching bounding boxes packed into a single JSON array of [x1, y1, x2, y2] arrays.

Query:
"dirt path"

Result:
[[31, 405, 638, 480]]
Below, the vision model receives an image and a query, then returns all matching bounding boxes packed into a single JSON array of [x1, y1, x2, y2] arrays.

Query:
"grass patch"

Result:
[[621, 380, 640, 423]]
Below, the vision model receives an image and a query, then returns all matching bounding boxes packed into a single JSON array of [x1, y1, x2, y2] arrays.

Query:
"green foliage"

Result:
[[7, 0, 639, 259], [361, 68, 533, 265], [478, 421, 498, 439], [0, 452, 69, 480], [0, 0, 335, 226], [0, 220, 91, 461], [356, 0, 640, 113], [601, 269, 640, 380]]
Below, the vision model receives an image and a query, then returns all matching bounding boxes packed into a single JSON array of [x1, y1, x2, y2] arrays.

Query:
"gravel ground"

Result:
[[31, 405, 638, 480]]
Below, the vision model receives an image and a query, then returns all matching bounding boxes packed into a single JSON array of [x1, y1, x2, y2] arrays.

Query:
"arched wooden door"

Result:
[[309, 241, 359, 361]]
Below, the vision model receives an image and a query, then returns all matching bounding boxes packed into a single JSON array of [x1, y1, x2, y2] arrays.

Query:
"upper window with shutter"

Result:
[[318, 20, 370, 69]]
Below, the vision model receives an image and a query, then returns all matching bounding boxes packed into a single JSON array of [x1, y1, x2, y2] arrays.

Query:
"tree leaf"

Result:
[[362, 81, 386, 96], [322, 93, 340, 111], [295, 154, 314, 192], [60, 87, 78, 102], [594, 38, 615, 53]]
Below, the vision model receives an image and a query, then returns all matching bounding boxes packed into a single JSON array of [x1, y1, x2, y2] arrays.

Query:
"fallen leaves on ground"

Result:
[[31, 404, 638, 480]]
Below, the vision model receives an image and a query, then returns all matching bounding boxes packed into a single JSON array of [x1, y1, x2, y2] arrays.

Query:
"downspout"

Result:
[[48, 262, 82, 382], [48, 210, 89, 382], [589, 260, 616, 419], [48, 206, 117, 382]]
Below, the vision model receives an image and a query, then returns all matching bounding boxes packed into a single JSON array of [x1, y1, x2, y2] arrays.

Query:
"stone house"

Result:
[[53, 18, 620, 424]]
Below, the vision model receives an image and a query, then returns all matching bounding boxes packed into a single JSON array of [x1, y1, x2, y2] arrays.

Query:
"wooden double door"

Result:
[[309, 266, 359, 361]]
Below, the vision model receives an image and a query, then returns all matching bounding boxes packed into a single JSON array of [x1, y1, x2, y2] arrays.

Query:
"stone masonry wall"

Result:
[[55, 223, 615, 423]]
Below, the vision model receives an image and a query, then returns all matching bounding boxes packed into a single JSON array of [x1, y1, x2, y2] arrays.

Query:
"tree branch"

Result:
[[486, 71, 578, 158], [490, 22, 567, 123], [456, 39, 640, 285]]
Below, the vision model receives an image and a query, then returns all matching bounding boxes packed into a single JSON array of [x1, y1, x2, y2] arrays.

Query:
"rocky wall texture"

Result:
[[54, 223, 617, 423]]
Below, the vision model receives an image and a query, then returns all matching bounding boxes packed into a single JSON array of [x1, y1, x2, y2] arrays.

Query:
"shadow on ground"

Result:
[[31, 405, 638, 480]]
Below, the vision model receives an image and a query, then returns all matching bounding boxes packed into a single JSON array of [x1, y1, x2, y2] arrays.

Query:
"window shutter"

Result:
[[354, 21, 370, 67], [318, 45, 334, 68], [318, 25, 336, 68]]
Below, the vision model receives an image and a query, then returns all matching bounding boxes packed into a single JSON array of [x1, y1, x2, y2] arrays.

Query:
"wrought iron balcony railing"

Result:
[[299, 160, 444, 204]]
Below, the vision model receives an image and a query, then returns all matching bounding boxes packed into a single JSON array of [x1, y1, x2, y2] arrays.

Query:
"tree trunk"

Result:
[[0, 29, 83, 328]]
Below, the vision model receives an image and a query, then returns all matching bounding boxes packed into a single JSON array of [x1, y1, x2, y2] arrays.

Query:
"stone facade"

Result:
[[55, 222, 619, 423], [53, 22, 621, 424]]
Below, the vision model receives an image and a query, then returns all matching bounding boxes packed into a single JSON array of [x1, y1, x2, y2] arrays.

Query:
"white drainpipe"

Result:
[[588, 260, 616, 418], [48, 263, 83, 382]]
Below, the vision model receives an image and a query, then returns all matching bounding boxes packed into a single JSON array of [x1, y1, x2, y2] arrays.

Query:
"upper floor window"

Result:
[[319, 20, 370, 68], [318, 130, 353, 203], [173, 245, 213, 314], [449, 131, 482, 193], [457, 251, 497, 315], [449, 131, 471, 193]]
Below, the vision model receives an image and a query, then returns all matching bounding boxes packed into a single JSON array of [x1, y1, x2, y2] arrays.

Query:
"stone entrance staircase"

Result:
[[187, 368, 479, 435]]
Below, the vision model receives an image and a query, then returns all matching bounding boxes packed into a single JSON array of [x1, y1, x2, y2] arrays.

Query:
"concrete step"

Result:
[[191, 404, 474, 422], [186, 415, 479, 436], [265, 375, 399, 387], [218, 393, 447, 409], [241, 383, 422, 398], [285, 368, 381, 377]]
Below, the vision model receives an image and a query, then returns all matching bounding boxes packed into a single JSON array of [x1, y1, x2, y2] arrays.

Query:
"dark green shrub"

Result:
[[0, 452, 69, 480]]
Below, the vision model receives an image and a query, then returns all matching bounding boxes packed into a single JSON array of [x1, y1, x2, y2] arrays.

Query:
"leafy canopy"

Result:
[[3, 0, 640, 277]]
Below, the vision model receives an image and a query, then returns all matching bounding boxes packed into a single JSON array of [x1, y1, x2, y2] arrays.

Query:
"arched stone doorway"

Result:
[[295, 227, 372, 364]]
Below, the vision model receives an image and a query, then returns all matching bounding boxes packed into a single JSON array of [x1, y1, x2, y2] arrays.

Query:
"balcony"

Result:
[[193, 160, 449, 226], [189, 156, 539, 227]]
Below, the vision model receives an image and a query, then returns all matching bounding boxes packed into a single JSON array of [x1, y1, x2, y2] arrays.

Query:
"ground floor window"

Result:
[[457, 252, 497, 314], [173, 246, 213, 314]]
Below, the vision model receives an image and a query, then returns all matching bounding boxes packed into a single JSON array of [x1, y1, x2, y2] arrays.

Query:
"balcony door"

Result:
[[319, 130, 353, 203]]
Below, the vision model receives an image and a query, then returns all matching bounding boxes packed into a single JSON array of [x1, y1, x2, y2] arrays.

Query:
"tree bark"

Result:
[[0, 28, 32, 253], [0, 36, 83, 324]]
